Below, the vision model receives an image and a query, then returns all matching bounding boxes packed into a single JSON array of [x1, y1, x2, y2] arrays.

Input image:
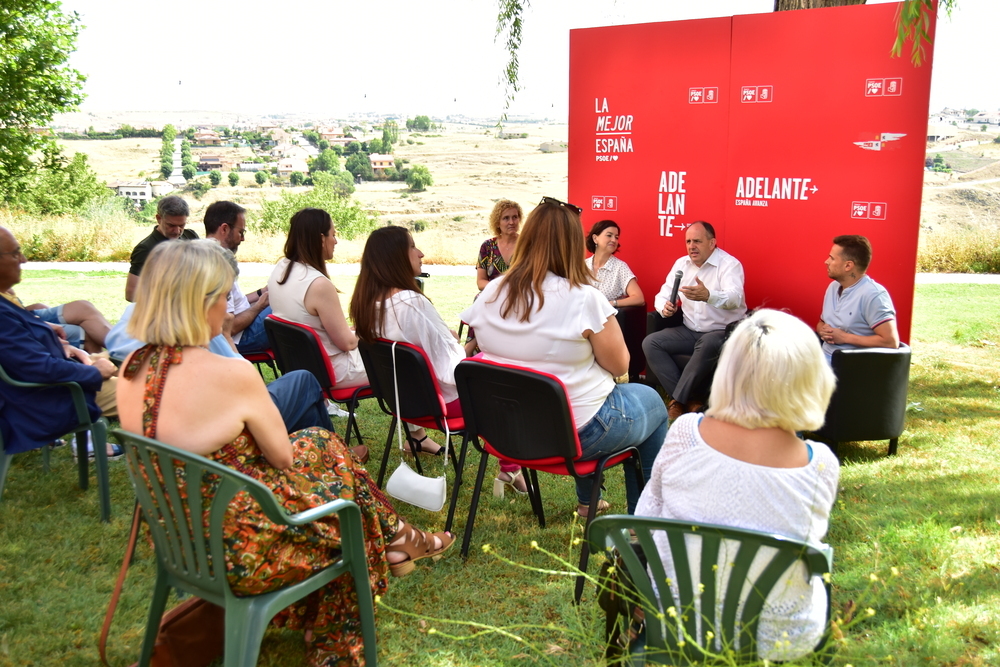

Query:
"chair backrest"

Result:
[[264, 315, 336, 390], [113, 429, 307, 603], [818, 342, 911, 442], [454, 358, 582, 465], [357, 339, 447, 420], [587, 515, 833, 665]]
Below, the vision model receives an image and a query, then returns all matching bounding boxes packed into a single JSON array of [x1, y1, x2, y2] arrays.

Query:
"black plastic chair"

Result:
[[454, 358, 644, 603], [812, 343, 911, 456], [0, 361, 111, 522], [112, 429, 377, 667], [264, 315, 372, 446], [587, 515, 834, 665], [644, 310, 691, 385], [241, 349, 279, 380], [357, 339, 468, 531]]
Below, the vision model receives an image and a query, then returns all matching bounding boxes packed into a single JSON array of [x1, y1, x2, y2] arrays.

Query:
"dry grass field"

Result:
[[55, 120, 1000, 267]]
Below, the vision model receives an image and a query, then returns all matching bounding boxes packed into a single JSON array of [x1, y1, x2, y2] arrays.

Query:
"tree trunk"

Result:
[[774, 0, 866, 10]]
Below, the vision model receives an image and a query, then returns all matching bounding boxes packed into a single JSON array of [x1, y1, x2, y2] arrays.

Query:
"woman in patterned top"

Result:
[[584, 220, 645, 308], [476, 199, 523, 290], [117, 239, 454, 667]]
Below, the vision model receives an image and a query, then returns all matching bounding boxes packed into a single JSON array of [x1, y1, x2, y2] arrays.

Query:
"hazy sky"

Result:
[[62, 0, 998, 120]]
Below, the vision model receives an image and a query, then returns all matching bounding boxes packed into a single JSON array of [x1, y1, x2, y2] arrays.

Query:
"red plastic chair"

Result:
[[357, 339, 469, 532], [241, 349, 279, 380], [263, 315, 373, 446], [453, 358, 645, 602]]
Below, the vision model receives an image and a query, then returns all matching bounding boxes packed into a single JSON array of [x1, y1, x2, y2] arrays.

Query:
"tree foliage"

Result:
[[182, 164, 195, 180], [162, 124, 177, 143], [0, 1, 86, 201], [406, 115, 432, 132], [289, 171, 304, 186], [406, 164, 433, 191], [9, 148, 113, 216], [208, 170, 222, 186], [228, 171, 240, 187], [255, 171, 373, 237], [255, 170, 268, 185], [310, 148, 341, 173], [345, 153, 374, 181]]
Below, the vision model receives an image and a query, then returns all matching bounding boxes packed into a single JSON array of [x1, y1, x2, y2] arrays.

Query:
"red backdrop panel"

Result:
[[569, 2, 935, 341]]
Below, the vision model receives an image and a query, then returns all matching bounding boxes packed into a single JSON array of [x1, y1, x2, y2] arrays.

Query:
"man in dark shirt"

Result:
[[125, 195, 197, 302]]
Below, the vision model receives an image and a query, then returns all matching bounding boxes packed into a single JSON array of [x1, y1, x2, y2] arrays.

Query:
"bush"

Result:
[[254, 173, 376, 238], [255, 171, 268, 185], [918, 227, 1000, 273], [228, 171, 239, 187], [208, 170, 222, 186], [182, 165, 195, 180]]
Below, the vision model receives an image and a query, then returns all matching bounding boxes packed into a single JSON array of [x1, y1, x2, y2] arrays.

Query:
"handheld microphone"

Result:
[[668, 270, 683, 303]]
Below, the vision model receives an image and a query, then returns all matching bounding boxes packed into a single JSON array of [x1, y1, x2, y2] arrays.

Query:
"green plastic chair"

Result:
[[0, 361, 111, 522], [587, 515, 834, 666], [111, 429, 378, 667]]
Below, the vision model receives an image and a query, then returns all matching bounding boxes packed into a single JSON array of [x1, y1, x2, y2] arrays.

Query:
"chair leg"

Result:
[[526, 469, 545, 528], [445, 434, 471, 533], [138, 575, 172, 667], [888, 438, 898, 456], [0, 453, 12, 501], [74, 432, 90, 491], [460, 451, 491, 558], [223, 603, 270, 667], [575, 471, 607, 604], [376, 417, 397, 488], [92, 419, 111, 522]]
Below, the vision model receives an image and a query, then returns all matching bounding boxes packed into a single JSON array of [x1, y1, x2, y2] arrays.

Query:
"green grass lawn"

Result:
[[2, 277, 998, 666]]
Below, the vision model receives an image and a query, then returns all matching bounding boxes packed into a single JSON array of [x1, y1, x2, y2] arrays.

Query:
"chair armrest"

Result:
[[0, 366, 91, 426]]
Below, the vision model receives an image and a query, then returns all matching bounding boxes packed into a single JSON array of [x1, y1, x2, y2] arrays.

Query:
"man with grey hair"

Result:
[[125, 195, 197, 302]]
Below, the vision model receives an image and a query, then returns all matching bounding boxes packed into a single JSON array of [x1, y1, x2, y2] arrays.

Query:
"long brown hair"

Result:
[[350, 225, 422, 343], [277, 208, 332, 285], [494, 200, 591, 322]]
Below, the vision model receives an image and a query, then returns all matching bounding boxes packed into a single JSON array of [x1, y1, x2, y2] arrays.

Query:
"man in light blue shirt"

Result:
[[817, 235, 899, 362]]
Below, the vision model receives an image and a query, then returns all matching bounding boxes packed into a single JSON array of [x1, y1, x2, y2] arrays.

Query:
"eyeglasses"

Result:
[[0, 247, 24, 258], [540, 196, 583, 215]]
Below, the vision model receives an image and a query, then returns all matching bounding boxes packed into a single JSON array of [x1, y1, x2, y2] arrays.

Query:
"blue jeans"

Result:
[[575, 383, 669, 513], [266, 370, 333, 433], [236, 306, 272, 354]]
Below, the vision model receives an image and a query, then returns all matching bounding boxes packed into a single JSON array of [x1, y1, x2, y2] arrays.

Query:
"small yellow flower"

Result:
[[482, 544, 492, 553], [374, 595, 382, 604], [667, 606, 677, 618], [823, 572, 832, 583], [705, 631, 714, 641], [869, 573, 879, 582], [677, 640, 686, 647], [530, 540, 538, 549], [866, 608, 876, 617], [891, 566, 900, 577], [572, 537, 582, 545], [698, 583, 705, 593]]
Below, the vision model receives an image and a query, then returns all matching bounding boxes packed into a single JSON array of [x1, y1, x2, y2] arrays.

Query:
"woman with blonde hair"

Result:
[[635, 308, 839, 662], [461, 197, 668, 515], [476, 199, 523, 291], [117, 239, 454, 667]]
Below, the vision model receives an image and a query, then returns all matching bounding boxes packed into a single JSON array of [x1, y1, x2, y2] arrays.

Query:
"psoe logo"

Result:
[[854, 132, 906, 151], [851, 201, 887, 220], [689, 87, 719, 104], [591, 196, 618, 211], [741, 85, 773, 103], [865, 78, 903, 96]]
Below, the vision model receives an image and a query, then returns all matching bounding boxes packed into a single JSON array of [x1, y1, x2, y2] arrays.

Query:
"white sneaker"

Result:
[[326, 402, 350, 418]]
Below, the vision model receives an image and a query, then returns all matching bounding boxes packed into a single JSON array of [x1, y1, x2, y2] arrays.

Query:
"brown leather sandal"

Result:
[[387, 523, 455, 577]]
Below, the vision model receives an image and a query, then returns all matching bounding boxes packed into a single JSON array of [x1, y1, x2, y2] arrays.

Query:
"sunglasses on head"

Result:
[[540, 196, 583, 215]]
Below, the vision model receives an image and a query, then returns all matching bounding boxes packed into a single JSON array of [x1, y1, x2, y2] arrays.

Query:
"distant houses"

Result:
[[369, 153, 394, 175], [108, 180, 174, 207], [193, 130, 222, 146]]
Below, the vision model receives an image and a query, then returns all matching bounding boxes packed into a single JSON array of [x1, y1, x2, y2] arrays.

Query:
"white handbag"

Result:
[[384, 342, 448, 512]]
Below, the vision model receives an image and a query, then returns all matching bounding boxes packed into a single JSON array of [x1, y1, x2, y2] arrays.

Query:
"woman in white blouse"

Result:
[[584, 220, 644, 308], [350, 226, 467, 456], [268, 208, 368, 390], [462, 198, 668, 516], [635, 308, 839, 661]]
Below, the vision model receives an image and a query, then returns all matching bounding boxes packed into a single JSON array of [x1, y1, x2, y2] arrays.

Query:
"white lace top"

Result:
[[634, 413, 840, 661]]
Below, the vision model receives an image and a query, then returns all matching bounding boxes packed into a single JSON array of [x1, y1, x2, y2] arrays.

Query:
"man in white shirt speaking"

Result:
[[642, 221, 746, 420]]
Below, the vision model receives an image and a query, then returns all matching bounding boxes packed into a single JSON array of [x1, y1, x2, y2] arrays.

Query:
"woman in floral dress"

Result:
[[116, 239, 454, 667]]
